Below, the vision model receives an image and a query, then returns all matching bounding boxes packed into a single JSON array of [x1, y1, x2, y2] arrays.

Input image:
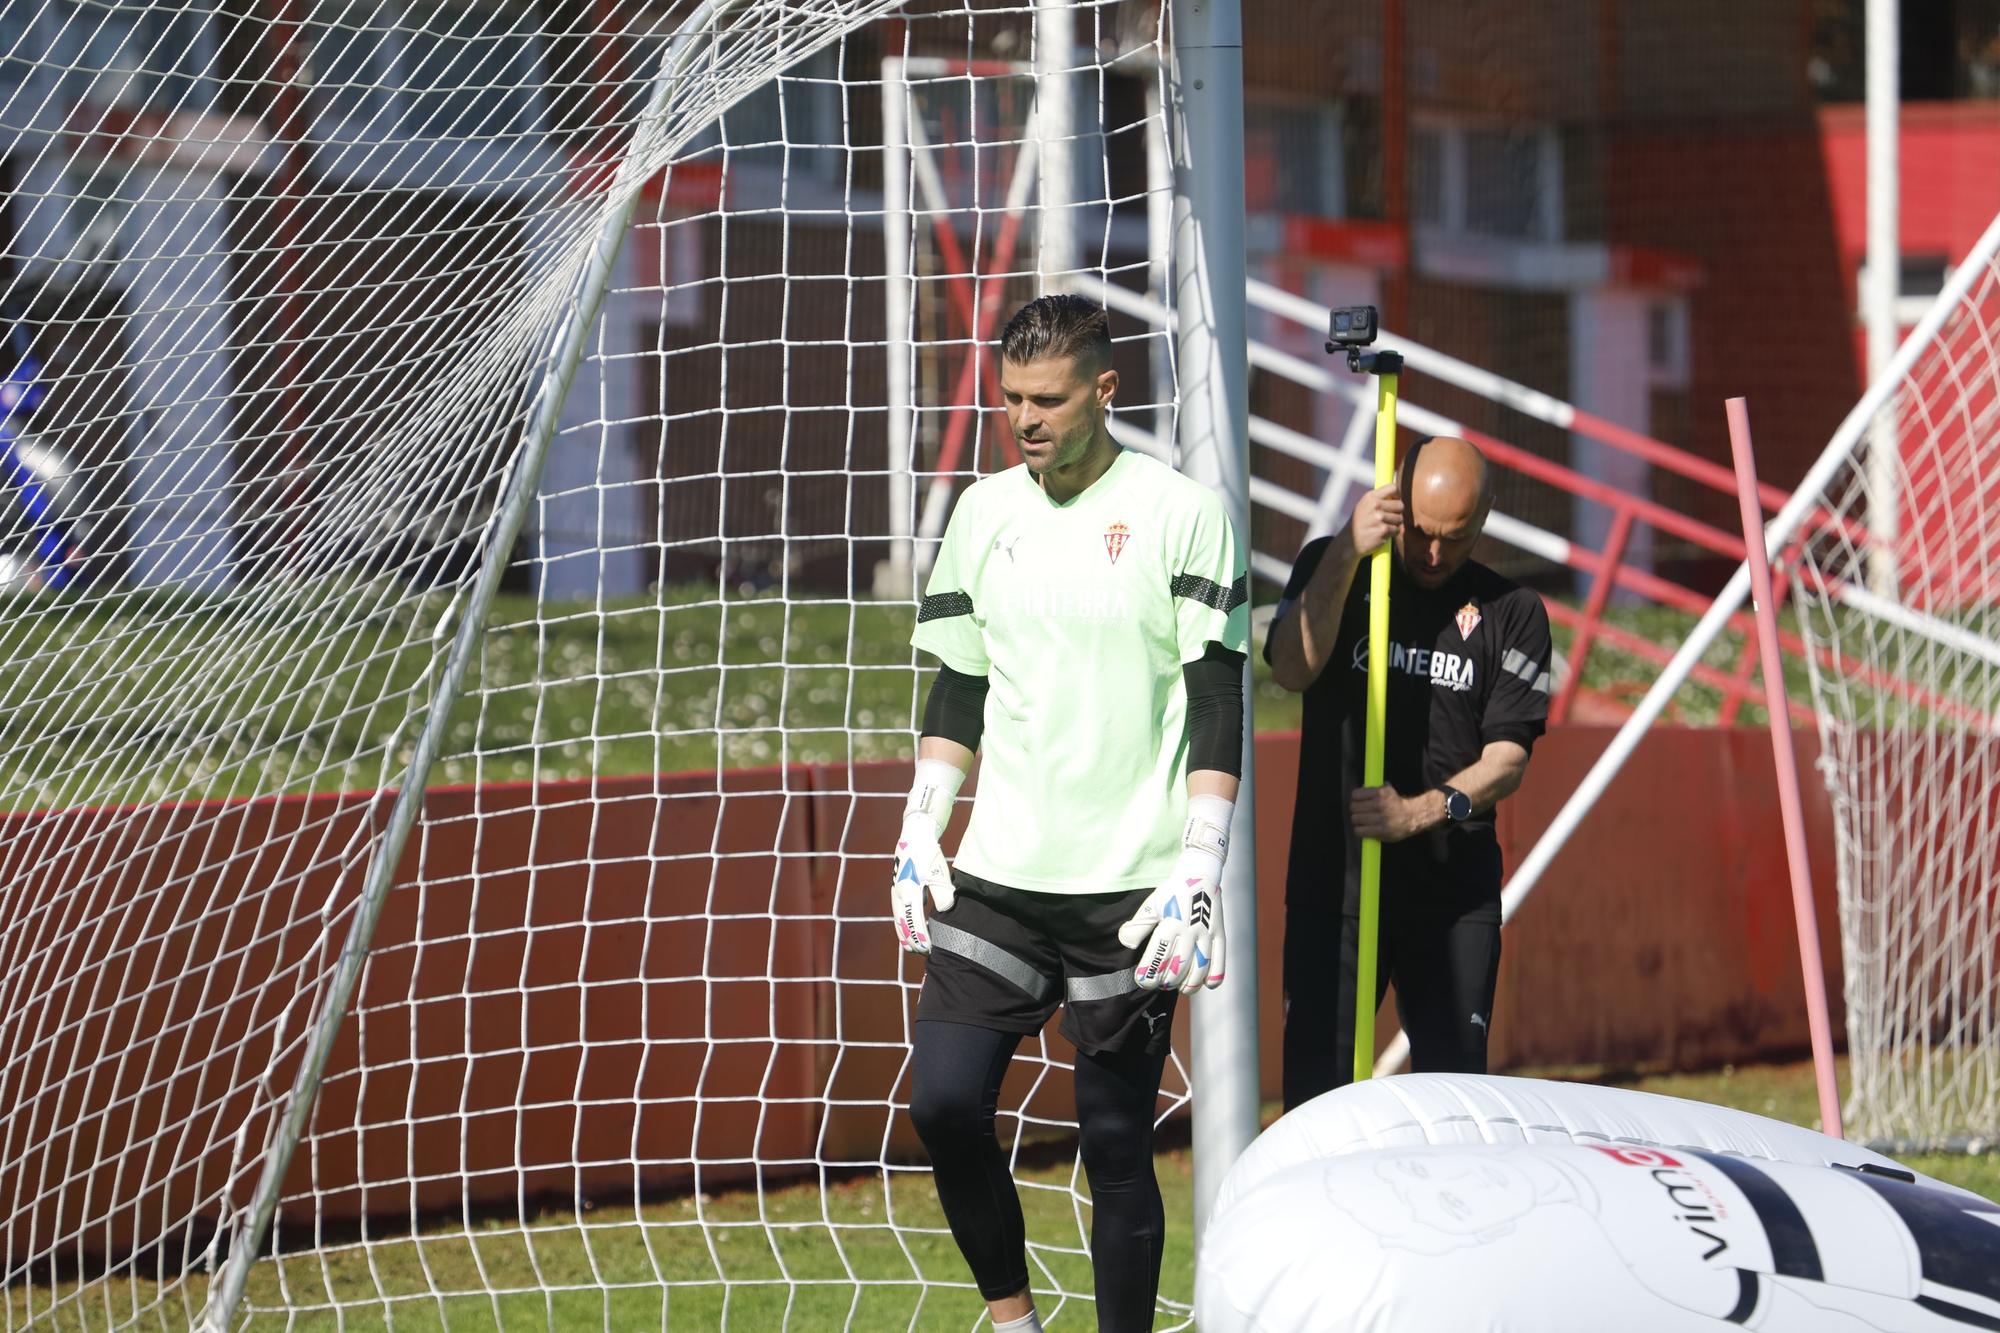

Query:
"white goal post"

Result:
[[0, 1, 1251, 1329]]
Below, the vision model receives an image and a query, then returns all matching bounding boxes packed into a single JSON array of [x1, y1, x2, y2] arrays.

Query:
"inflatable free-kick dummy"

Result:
[[1196, 1074, 2000, 1331]]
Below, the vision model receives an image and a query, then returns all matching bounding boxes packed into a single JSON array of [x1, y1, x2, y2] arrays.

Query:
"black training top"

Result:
[[1266, 538, 1553, 912]]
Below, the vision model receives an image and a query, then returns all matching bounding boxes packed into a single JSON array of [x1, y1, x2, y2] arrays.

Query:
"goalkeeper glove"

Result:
[[891, 758, 966, 954], [1119, 794, 1232, 993]]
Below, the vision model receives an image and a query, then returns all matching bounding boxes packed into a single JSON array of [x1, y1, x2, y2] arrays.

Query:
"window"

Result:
[[12, 156, 132, 292], [0, 2, 224, 115], [1857, 253, 1953, 326], [129, 5, 225, 113], [1900, 254, 1952, 298], [1463, 128, 1553, 240], [308, 1, 547, 143], [680, 45, 846, 193], [1410, 117, 1561, 243], [1647, 300, 1688, 385], [311, 3, 403, 137], [1410, 123, 1446, 225], [1244, 99, 1344, 218], [403, 4, 545, 140], [1810, 0, 2000, 102], [0, 1, 45, 101]]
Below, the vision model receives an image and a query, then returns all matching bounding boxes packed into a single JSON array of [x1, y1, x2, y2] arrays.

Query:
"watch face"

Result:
[[1445, 789, 1471, 821]]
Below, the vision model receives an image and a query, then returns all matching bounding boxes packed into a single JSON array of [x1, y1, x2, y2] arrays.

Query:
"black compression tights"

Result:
[[909, 1020, 1168, 1332]]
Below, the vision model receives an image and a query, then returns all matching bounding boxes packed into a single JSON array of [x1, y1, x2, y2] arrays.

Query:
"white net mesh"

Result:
[[1791, 222, 2000, 1153], [0, 0, 1189, 1327]]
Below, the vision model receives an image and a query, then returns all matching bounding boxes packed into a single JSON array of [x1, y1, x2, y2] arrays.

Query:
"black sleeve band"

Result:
[[921, 663, 989, 751], [918, 590, 974, 622], [1172, 572, 1249, 614], [1183, 641, 1246, 778]]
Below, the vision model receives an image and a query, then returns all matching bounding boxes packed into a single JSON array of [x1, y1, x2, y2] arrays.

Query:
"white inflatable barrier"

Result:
[[1197, 1074, 2000, 1332]]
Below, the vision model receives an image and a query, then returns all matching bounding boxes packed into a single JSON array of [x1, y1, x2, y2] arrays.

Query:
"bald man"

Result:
[[1265, 436, 1552, 1108]]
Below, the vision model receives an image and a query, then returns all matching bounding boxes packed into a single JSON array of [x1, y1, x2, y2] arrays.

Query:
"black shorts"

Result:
[[916, 869, 1179, 1057]]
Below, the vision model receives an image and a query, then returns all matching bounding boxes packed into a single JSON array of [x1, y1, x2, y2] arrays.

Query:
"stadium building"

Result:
[[0, 0, 1993, 598]]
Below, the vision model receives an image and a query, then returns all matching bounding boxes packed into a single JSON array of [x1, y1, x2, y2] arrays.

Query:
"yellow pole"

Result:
[[1352, 369, 1398, 1083]]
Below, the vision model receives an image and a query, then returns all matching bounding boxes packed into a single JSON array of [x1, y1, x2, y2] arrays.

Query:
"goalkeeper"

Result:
[[1265, 435, 1550, 1108], [893, 294, 1248, 1333]]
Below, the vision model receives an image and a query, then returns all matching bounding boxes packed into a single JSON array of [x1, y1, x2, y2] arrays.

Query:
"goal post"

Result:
[[0, 2, 1248, 1327], [1167, 0, 1259, 1247]]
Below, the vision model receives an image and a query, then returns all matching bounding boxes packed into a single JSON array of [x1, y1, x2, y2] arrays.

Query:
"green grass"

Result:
[[1611, 1058, 2000, 1201], [0, 579, 1859, 813], [6, 1150, 1197, 1331], [0, 585, 928, 811], [14, 1060, 1996, 1331], [1541, 602, 1820, 728], [1542, 597, 2000, 729]]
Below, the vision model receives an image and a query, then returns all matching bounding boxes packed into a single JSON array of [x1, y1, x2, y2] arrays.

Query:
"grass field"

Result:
[[0, 586, 926, 809], [12, 1059, 1994, 1331], [1620, 1060, 2000, 1199], [0, 583, 1813, 812]]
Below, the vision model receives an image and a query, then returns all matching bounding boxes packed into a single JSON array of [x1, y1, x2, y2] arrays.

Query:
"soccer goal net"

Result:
[[1787, 215, 2000, 1154], [0, 1, 1194, 1327]]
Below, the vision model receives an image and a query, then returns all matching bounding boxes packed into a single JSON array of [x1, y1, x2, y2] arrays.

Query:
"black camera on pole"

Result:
[[1325, 304, 1376, 351], [1326, 304, 1400, 376]]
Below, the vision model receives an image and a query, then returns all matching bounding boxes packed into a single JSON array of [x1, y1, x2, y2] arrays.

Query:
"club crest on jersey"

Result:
[[1104, 521, 1131, 564], [1456, 601, 1482, 640]]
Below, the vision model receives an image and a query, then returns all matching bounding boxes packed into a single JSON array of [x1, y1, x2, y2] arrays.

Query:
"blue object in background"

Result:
[[0, 325, 46, 421], [0, 324, 76, 589]]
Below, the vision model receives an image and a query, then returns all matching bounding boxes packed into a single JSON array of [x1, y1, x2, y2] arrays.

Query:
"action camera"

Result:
[[1324, 305, 1378, 352]]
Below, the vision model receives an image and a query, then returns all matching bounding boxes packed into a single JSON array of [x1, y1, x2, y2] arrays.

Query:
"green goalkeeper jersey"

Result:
[[911, 448, 1249, 895]]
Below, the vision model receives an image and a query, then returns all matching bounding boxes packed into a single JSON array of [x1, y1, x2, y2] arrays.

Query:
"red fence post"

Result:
[[1726, 397, 1843, 1139], [1552, 506, 1635, 725]]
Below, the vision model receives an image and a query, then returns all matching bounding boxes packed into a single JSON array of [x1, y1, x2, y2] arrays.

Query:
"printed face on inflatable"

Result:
[[1325, 1152, 1581, 1255], [1383, 1156, 1537, 1236]]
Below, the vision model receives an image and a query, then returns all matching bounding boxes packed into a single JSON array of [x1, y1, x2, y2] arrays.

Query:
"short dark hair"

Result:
[[1000, 294, 1112, 370]]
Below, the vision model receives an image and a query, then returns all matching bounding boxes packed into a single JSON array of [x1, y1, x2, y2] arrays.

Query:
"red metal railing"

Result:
[[1439, 407, 1972, 730]]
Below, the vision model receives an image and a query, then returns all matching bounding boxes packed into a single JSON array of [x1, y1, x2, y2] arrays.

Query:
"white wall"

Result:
[[118, 164, 242, 592], [533, 233, 648, 603], [1567, 288, 1655, 597]]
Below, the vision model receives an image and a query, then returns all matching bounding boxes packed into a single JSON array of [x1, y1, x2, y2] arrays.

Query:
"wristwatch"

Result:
[[1439, 785, 1472, 823]]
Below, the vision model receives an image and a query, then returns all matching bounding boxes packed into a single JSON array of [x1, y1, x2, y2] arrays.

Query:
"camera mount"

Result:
[[1325, 303, 1402, 376]]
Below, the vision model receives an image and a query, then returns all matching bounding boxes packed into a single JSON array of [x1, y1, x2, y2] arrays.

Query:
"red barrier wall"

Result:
[[1490, 726, 1843, 1072], [0, 725, 1843, 1260], [0, 791, 382, 1264], [302, 771, 824, 1222], [1245, 726, 1843, 1088], [0, 770, 823, 1262]]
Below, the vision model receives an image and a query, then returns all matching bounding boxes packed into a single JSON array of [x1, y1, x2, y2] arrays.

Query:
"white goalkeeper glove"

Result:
[[891, 758, 966, 954], [1119, 794, 1232, 993]]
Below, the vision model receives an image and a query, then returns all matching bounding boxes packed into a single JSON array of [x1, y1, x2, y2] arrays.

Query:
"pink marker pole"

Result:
[[1725, 397, 1844, 1139]]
